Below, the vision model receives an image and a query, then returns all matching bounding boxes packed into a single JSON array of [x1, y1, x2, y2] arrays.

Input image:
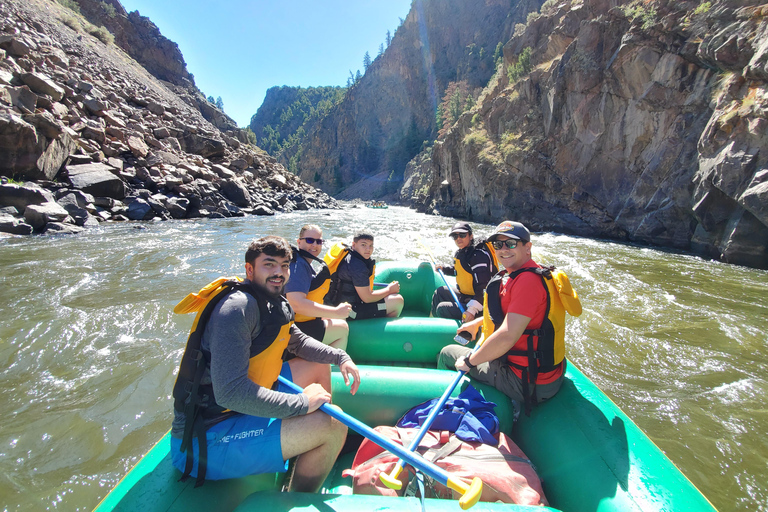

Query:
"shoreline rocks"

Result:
[[0, 0, 339, 237]]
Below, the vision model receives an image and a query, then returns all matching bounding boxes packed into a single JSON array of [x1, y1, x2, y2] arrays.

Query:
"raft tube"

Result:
[[94, 365, 716, 512], [346, 260, 462, 364]]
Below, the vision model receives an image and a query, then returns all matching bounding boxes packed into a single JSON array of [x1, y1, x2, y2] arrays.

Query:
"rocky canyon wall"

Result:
[[403, 0, 768, 269], [291, 0, 544, 199]]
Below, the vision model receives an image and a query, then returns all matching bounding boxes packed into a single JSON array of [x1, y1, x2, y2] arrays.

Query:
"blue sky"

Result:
[[118, 0, 414, 127]]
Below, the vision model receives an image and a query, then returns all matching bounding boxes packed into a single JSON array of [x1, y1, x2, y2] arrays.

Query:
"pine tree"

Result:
[[378, 43, 384, 57], [363, 51, 371, 71], [355, 70, 362, 83], [437, 81, 471, 139], [207, 95, 215, 103], [386, 29, 392, 47], [216, 96, 224, 110]]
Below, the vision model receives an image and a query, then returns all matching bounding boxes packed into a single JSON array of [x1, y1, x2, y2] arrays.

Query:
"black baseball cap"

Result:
[[449, 222, 472, 236], [487, 220, 531, 243]]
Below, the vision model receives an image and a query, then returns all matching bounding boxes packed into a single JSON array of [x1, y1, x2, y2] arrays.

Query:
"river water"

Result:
[[0, 205, 766, 511]]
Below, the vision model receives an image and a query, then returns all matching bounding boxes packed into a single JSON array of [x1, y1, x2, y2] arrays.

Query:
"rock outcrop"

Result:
[[288, 0, 543, 199], [402, 0, 768, 269], [0, 0, 338, 237]]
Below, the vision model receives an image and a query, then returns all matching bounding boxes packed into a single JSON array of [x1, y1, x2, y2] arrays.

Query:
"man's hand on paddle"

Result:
[[339, 360, 361, 395], [303, 383, 332, 413]]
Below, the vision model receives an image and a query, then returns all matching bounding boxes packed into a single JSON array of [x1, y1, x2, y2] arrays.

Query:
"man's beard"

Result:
[[253, 276, 286, 298]]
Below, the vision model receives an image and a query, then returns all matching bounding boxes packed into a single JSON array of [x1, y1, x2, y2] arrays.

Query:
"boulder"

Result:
[[57, 190, 96, 210], [127, 135, 149, 158], [221, 179, 251, 207], [164, 196, 189, 218], [82, 121, 107, 144], [7, 85, 38, 114], [23, 111, 63, 139], [19, 72, 64, 101], [146, 101, 165, 115], [126, 197, 154, 220], [0, 113, 39, 175], [147, 194, 171, 220], [0, 216, 33, 235], [179, 133, 225, 158], [83, 98, 108, 115], [267, 173, 289, 190], [0, 206, 20, 216], [36, 131, 78, 180], [65, 163, 127, 199], [44, 222, 84, 235], [24, 202, 70, 230], [253, 205, 275, 216], [211, 164, 235, 179], [0, 182, 55, 211], [60, 202, 91, 226], [0, 35, 33, 57]]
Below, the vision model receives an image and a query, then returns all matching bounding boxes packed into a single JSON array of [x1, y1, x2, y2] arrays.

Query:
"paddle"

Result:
[[418, 237, 467, 316], [379, 334, 486, 491], [418, 237, 471, 345], [277, 375, 483, 510]]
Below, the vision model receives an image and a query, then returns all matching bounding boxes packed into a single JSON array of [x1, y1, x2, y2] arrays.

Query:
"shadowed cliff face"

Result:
[[403, 0, 768, 269], [289, 0, 544, 198]]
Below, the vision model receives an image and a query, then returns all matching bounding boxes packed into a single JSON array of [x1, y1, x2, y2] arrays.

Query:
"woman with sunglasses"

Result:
[[438, 221, 573, 416], [286, 224, 351, 349], [431, 222, 497, 322]]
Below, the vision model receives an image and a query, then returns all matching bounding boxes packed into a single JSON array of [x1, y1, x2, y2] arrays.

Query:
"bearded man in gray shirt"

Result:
[[171, 236, 360, 491]]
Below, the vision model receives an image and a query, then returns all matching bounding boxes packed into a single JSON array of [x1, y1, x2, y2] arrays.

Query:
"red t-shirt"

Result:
[[500, 260, 563, 384]]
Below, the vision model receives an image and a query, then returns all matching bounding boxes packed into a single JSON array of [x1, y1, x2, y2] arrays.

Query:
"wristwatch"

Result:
[[464, 356, 476, 370]]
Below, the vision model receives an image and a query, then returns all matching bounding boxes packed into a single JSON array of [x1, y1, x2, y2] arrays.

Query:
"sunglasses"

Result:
[[299, 237, 324, 245], [492, 239, 522, 250], [450, 233, 469, 240]]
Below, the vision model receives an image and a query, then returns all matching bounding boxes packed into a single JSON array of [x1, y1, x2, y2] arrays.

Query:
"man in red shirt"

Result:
[[437, 221, 566, 414]]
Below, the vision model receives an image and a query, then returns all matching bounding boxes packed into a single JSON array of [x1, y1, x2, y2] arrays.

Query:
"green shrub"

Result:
[[60, 12, 81, 31], [242, 127, 257, 146], [100, 1, 117, 18], [507, 47, 533, 83], [88, 25, 114, 45], [693, 2, 711, 15], [540, 0, 558, 15], [464, 131, 488, 148], [622, 2, 658, 30], [57, 0, 81, 14]]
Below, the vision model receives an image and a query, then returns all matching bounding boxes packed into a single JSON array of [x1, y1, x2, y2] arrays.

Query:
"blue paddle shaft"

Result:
[[276, 375, 455, 486], [394, 332, 485, 467], [436, 268, 466, 314]]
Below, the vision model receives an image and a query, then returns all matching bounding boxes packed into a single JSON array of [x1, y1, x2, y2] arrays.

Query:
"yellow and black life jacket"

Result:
[[172, 277, 294, 486], [454, 240, 499, 296], [323, 242, 375, 305], [290, 247, 331, 323], [482, 265, 581, 415]]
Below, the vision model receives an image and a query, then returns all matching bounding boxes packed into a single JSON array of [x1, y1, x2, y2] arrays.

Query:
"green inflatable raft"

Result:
[[93, 261, 716, 512], [345, 261, 460, 365]]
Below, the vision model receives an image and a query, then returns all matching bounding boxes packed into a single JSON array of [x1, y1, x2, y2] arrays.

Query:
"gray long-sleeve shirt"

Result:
[[172, 286, 350, 437]]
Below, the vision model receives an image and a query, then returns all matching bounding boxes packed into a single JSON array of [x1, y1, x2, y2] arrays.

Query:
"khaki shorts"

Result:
[[437, 344, 565, 405]]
